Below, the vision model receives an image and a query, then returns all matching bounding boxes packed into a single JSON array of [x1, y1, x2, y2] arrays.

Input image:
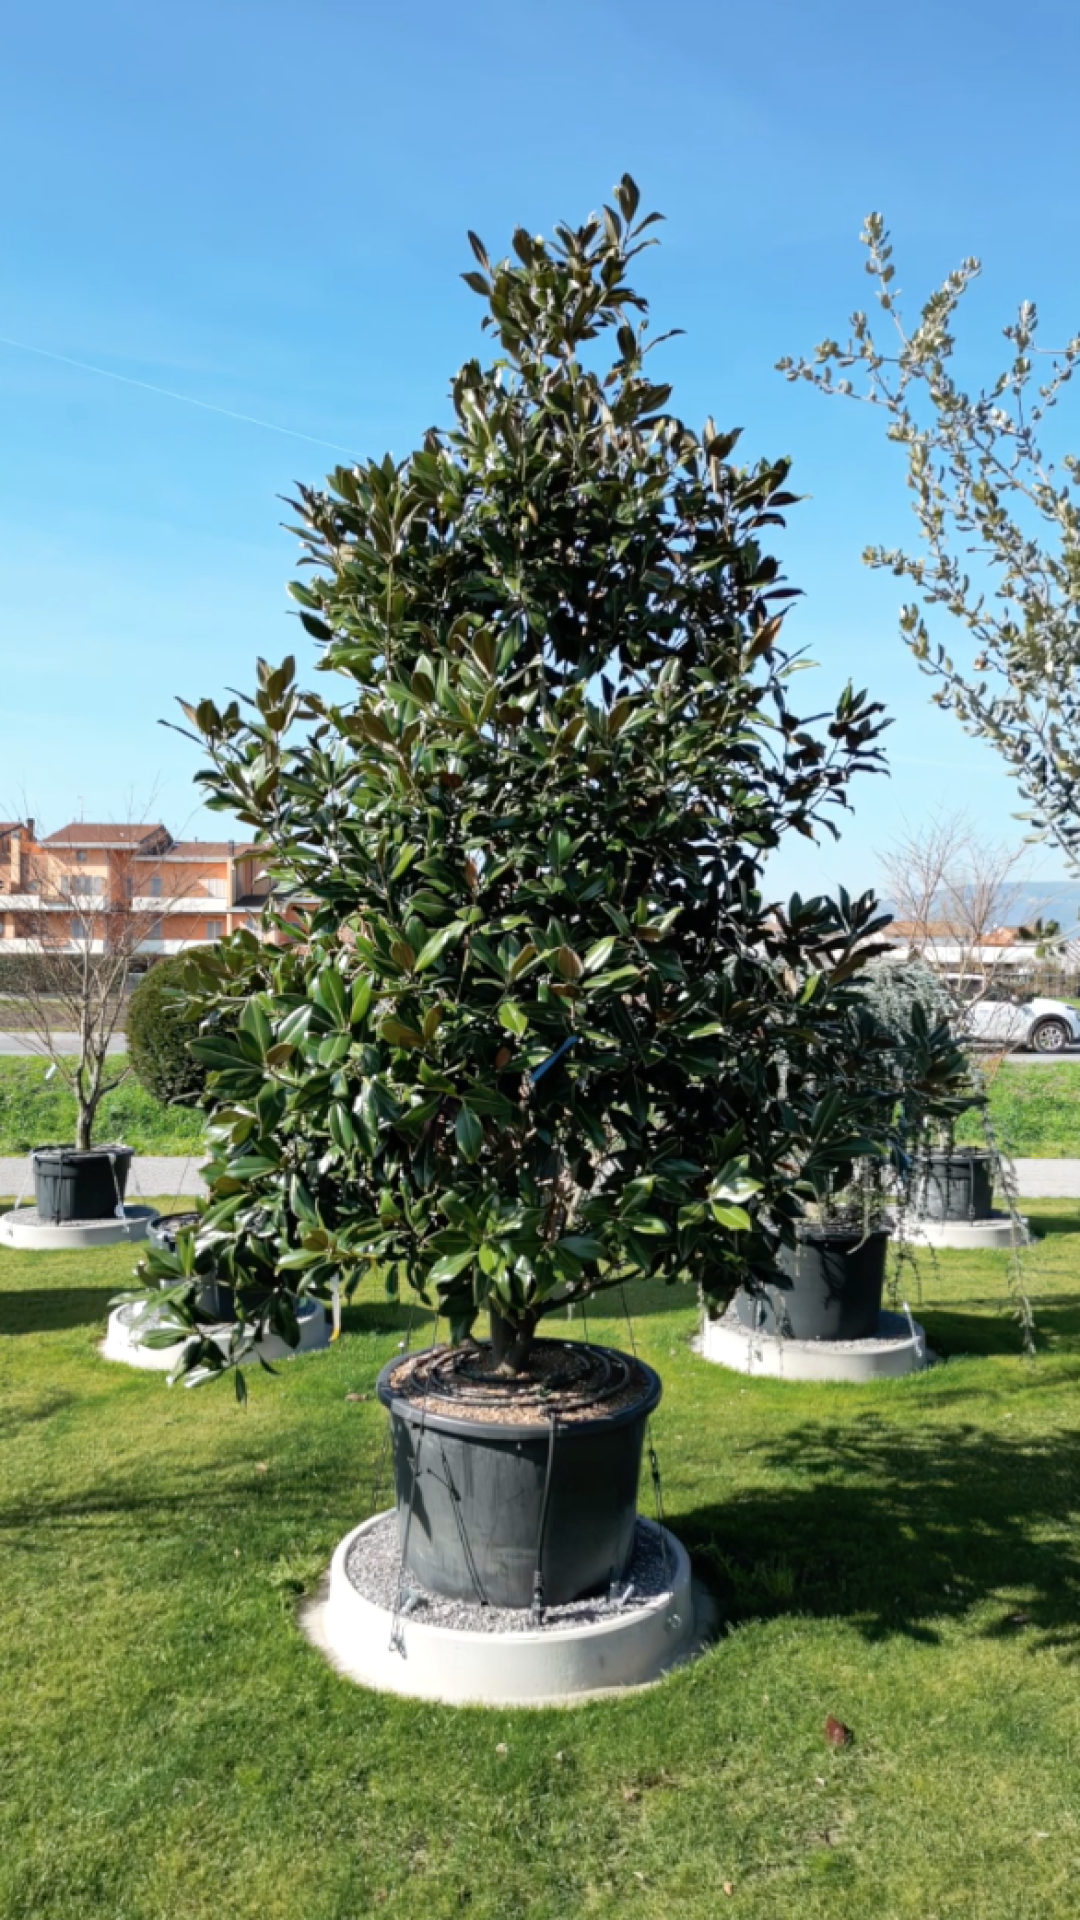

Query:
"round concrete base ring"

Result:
[[101, 1296, 331, 1371], [901, 1215, 1032, 1250], [302, 1512, 712, 1707], [0, 1205, 160, 1251], [698, 1306, 931, 1382]]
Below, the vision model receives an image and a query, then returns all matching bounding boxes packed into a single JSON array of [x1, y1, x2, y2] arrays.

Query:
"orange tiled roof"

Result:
[[43, 822, 171, 848]]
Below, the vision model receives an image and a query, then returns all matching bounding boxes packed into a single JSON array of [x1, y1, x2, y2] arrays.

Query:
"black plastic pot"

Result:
[[146, 1211, 237, 1320], [735, 1227, 889, 1341], [147, 1211, 200, 1254], [913, 1149, 994, 1223], [32, 1144, 133, 1224], [376, 1342, 662, 1609]]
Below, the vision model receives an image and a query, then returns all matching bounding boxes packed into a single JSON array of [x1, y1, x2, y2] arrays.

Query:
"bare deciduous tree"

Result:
[[2, 815, 185, 1149], [878, 812, 1032, 1022]]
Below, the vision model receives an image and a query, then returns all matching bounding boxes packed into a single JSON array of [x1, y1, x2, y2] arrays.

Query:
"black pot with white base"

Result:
[[32, 1144, 133, 1223], [376, 1340, 662, 1610], [735, 1226, 890, 1341], [702, 1226, 929, 1381], [913, 1148, 994, 1224], [147, 1210, 237, 1319]]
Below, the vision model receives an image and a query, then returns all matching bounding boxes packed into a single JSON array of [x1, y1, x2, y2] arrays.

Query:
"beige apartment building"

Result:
[[0, 820, 269, 957]]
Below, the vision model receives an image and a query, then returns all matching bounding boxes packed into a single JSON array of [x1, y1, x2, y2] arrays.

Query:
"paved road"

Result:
[[998, 1048, 1080, 1066], [0, 1032, 125, 1056], [0, 1153, 205, 1201], [1009, 1159, 1080, 1198]]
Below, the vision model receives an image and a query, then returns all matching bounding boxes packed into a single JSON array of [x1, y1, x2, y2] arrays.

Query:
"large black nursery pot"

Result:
[[32, 1144, 133, 1224], [914, 1148, 994, 1223], [735, 1226, 889, 1341], [147, 1211, 237, 1320], [376, 1339, 662, 1610]]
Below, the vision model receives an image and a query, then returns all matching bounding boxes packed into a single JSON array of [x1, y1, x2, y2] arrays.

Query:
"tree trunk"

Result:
[[75, 1105, 94, 1151], [488, 1306, 538, 1376]]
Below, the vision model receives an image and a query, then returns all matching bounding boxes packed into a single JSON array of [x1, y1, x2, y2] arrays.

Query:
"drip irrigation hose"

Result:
[[389, 1404, 427, 1657], [531, 1415, 558, 1622], [619, 1283, 672, 1593], [404, 1338, 630, 1415], [434, 1435, 489, 1608]]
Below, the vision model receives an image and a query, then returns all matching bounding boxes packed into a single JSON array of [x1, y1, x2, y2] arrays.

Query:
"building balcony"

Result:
[[131, 894, 231, 913], [135, 937, 214, 955]]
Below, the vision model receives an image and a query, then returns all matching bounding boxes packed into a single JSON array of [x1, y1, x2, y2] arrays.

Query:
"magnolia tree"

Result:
[[143, 179, 965, 1386]]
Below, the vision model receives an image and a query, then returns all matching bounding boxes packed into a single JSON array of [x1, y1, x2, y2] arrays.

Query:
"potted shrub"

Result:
[[734, 977, 975, 1340], [135, 177, 899, 1605], [854, 956, 993, 1226]]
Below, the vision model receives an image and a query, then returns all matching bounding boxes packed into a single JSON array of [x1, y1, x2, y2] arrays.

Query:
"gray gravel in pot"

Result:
[[345, 1511, 674, 1634]]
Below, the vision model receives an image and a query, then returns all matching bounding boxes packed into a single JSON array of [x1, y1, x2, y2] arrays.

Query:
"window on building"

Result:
[[148, 874, 163, 897], [206, 876, 226, 898], [205, 918, 224, 941], [70, 915, 89, 942], [148, 918, 164, 942]]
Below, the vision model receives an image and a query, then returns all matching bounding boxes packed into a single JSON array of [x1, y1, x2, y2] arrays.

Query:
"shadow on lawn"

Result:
[[1026, 1208, 1080, 1239], [920, 1294, 1080, 1357], [0, 1286, 117, 1336], [681, 1415, 1080, 1654]]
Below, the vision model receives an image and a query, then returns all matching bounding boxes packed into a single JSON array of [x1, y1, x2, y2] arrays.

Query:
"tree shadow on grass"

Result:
[[679, 1416, 1080, 1655], [920, 1294, 1080, 1357], [0, 1286, 117, 1336], [1026, 1208, 1080, 1239], [340, 1298, 432, 1338]]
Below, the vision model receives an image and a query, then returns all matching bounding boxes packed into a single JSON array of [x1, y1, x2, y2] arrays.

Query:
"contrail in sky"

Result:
[[0, 332, 357, 455]]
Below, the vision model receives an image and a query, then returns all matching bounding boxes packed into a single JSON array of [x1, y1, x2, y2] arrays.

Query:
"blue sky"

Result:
[[2, 0, 1078, 902]]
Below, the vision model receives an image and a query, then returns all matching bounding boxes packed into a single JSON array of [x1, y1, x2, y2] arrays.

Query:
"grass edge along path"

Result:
[[1, 1203, 1080, 1917], [0, 1054, 202, 1156], [2, 1054, 1078, 1162]]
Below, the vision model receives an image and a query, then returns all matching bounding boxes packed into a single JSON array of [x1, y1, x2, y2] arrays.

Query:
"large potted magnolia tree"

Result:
[[136, 177, 899, 1610]]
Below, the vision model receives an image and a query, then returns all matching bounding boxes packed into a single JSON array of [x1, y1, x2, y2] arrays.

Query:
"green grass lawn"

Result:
[[1, 1056, 1077, 1165], [2, 1205, 1080, 1919], [956, 1060, 1080, 1157], [0, 1055, 202, 1156]]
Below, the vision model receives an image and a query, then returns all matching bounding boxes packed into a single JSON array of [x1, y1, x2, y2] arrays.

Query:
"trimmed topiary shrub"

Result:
[[126, 951, 210, 1106]]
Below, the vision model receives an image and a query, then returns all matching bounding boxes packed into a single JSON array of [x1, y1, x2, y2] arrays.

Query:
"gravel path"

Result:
[[0, 1154, 206, 1200], [0, 1032, 125, 1056], [1008, 1159, 1080, 1198], [346, 1512, 673, 1633]]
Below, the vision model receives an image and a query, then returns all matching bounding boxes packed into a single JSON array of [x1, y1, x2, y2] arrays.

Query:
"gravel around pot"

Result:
[[377, 1340, 662, 1610]]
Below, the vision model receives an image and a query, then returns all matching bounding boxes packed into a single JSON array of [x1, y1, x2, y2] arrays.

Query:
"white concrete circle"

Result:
[[902, 1215, 1032, 1250], [0, 1205, 159, 1251], [699, 1306, 929, 1381], [102, 1296, 331, 1371], [305, 1511, 701, 1706]]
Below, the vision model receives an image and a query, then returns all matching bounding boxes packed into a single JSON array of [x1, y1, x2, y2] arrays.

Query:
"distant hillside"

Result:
[[878, 881, 1080, 936]]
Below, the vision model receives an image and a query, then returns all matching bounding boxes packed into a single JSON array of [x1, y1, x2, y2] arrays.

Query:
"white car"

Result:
[[949, 977, 1080, 1053]]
